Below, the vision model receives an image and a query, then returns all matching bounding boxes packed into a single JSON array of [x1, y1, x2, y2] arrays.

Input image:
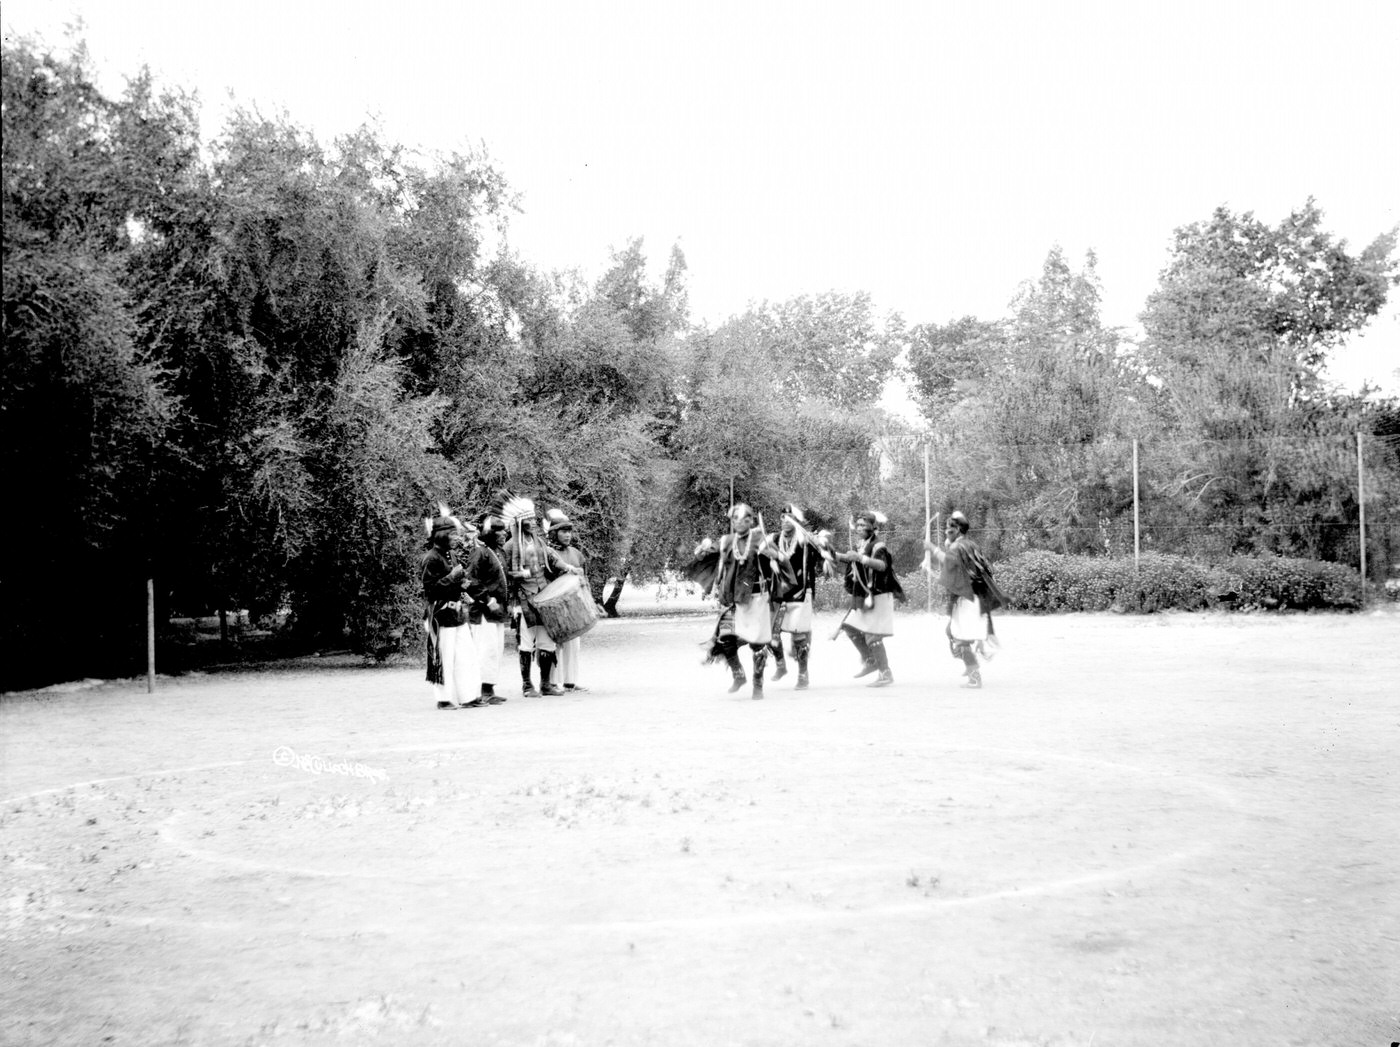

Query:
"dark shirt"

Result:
[[938, 536, 1004, 612], [844, 537, 903, 600], [421, 546, 465, 620], [778, 534, 824, 600], [462, 542, 509, 624]]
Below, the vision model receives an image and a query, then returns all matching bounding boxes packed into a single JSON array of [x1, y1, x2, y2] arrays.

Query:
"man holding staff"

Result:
[[833, 509, 903, 687]]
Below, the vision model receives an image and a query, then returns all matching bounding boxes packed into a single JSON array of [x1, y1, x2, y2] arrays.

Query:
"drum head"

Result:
[[536, 572, 580, 602]]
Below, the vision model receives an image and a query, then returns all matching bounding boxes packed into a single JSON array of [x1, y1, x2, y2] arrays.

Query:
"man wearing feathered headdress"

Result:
[[687, 502, 796, 700], [769, 504, 832, 690], [421, 507, 483, 709], [500, 496, 583, 697], [833, 509, 905, 687]]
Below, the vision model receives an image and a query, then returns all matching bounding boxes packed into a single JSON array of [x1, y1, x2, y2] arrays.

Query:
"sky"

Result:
[[4, 0, 1398, 394]]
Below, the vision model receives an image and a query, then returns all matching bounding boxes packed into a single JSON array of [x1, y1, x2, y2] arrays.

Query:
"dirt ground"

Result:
[[2, 608, 1397, 1047]]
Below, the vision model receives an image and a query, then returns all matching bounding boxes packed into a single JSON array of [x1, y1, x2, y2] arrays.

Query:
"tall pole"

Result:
[[146, 577, 156, 694], [1132, 439, 1141, 574], [1357, 431, 1367, 605], [729, 477, 734, 513], [923, 442, 932, 613]]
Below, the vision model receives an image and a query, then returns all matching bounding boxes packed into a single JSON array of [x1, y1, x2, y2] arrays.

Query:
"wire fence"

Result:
[[723, 432, 1400, 590]]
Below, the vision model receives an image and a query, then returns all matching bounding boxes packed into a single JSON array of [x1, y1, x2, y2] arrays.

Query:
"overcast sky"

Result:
[[4, 0, 1397, 393]]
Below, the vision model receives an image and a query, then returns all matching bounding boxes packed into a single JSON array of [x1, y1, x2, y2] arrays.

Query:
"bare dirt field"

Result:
[[2, 608, 1397, 1047]]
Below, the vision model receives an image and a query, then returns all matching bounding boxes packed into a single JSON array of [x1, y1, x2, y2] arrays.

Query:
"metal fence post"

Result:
[[1357, 431, 1367, 605]]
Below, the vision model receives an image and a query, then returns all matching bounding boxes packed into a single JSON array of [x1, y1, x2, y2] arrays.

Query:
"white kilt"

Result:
[[781, 595, 813, 634], [732, 597, 773, 645], [947, 596, 987, 642], [848, 592, 894, 637]]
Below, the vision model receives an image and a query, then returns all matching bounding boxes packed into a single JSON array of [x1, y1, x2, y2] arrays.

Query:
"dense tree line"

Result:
[[3, 38, 1396, 689]]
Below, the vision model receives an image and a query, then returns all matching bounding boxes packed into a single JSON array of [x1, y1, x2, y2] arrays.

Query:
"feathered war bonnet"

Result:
[[500, 494, 537, 534], [780, 503, 806, 526], [544, 508, 573, 534]]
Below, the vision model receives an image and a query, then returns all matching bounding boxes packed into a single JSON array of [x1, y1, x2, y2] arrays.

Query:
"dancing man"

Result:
[[770, 504, 829, 690], [834, 509, 904, 687], [924, 510, 1005, 688], [544, 508, 589, 693], [421, 507, 482, 709], [688, 503, 794, 700]]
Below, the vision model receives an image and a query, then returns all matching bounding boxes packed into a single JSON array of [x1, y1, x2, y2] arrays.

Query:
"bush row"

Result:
[[816, 552, 1365, 614]]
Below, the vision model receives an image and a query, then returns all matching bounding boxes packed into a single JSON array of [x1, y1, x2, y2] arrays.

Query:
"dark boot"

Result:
[[520, 651, 540, 697], [484, 682, 506, 705], [793, 634, 810, 690], [538, 650, 563, 695], [843, 625, 876, 677], [769, 638, 787, 680], [750, 646, 768, 700], [723, 640, 746, 693], [867, 638, 893, 687], [954, 640, 979, 679]]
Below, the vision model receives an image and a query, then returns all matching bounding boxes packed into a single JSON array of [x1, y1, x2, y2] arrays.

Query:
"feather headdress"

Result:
[[501, 495, 536, 526], [424, 501, 462, 536]]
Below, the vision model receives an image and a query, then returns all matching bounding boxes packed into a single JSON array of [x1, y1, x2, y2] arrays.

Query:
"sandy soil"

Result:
[[2, 608, 1397, 1047]]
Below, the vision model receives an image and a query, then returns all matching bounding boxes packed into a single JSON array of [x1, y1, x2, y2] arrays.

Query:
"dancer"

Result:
[[924, 510, 1005, 688], [420, 507, 482, 709], [770, 504, 830, 690], [688, 503, 794, 700], [834, 510, 904, 687]]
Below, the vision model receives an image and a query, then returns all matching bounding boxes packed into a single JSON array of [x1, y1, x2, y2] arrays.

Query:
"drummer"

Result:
[[544, 508, 590, 693], [503, 509, 583, 697]]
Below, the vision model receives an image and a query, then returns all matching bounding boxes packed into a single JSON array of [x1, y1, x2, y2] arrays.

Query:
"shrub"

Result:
[[820, 552, 1363, 614], [1223, 556, 1362, 611]]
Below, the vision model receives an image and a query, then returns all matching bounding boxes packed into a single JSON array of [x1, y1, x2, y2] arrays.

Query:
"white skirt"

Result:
[[732, 597, 773, 645], [947, 596, 987, 642], [848, 592, 894, 637], [781, 595, 813, 634]]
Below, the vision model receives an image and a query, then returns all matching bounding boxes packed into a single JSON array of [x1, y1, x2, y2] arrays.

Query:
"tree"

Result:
[[1, 39, 179, 687], [1137, 201, 1398, 560], [919, 248, 1148, 557]]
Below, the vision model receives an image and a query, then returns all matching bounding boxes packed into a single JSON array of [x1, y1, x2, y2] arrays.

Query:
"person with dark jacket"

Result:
[[770, 504, 831, 690], [421, 510, 481, 709], [687, 503, 795, 701], [463, 514, 510, 704], [834, 509, 905, 688], [925, 510, 1005, 689]]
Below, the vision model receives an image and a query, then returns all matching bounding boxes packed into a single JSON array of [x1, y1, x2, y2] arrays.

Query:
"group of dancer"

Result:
[[421, 499, 591, 710], [687, 503, 1004, 699], [421, 497, 1006, 709]]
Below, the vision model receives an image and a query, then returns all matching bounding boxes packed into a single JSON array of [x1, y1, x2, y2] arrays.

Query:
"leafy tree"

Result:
[[1137, 201, 1398, 560], [921, 248, 1148, 556], [1, 39, 179, 687]]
